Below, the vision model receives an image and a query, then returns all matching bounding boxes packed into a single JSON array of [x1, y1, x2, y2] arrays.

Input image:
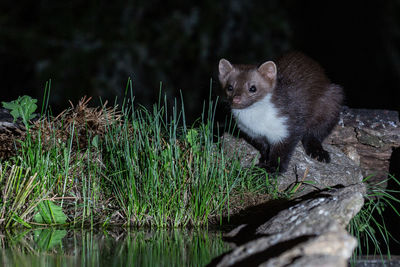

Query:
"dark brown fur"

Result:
[[219, 52, 343, 173]]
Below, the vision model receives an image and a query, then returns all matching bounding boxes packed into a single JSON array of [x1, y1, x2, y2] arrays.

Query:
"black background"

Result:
[[0, 0, 399, 117]]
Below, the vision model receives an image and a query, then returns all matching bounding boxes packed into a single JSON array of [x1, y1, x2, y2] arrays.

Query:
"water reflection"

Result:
[[0, 228, 229, 266]]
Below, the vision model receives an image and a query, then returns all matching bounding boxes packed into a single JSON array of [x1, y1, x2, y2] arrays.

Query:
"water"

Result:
[[0, 228, 230, 267]]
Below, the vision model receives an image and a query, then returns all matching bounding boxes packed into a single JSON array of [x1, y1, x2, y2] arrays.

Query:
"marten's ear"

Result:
[[218, 59, 233, 83], [258, 61, 277, 80]]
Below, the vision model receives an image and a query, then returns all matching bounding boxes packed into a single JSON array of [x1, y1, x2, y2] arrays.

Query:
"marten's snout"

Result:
[[232, 96, 241, 104]]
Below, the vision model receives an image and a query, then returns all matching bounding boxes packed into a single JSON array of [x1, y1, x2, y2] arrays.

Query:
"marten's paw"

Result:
[[302, 137, 331, 163], [256, 161, 286, 174], [307, 147, 331, 163]]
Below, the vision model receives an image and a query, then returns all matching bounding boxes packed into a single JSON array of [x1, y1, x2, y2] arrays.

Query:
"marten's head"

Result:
[[218, 59, 277, 109]]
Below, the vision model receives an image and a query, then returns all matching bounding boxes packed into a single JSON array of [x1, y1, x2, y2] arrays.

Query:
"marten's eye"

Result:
[[227, 85, 233, 92], [249, 85, 257, 93]]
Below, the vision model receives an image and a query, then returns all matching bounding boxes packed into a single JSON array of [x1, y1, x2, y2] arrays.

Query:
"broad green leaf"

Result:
[[10, 109, 20, 122], [2, 95, 38, 124], [34, 200, 67, 224]]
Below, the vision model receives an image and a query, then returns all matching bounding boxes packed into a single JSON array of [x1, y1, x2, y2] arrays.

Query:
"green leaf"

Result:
[[9, 109, 20, 122], [91, 135, 99, 149], [34, 200, 67, 224], [2, 102, 18, 110], [2, 95, 38, 126]]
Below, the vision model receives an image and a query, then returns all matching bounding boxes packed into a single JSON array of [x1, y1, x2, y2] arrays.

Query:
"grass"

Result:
[[349, 174, 400, 262], [0, 81, 282, 229]]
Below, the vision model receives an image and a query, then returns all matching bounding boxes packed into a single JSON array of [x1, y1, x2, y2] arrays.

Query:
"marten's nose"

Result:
[[232, 96, 241, 104]]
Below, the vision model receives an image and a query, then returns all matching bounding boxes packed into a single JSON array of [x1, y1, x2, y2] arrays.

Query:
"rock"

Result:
[[211, 224, 356, 267], [280, 144, 363, 196], [208, 184, 365, 267], [222, 106, 400, 189], [222, 133, 363, 197], [326, 107, 400, 185], [0, 108, 24, 131], [253, 184, 365, 236], [221, 132, 261, 168], [266, 229, 356, 267], [0, 108, 25, 159]]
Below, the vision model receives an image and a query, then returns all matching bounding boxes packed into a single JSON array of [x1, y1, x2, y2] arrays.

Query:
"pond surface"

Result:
[[0, 228, 229, 266]]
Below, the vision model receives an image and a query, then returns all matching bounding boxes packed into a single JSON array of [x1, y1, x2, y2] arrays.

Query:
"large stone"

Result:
[[222, 133, 363, 197], [208, 184, 365, 267], [215, 228, 356, 267], [326, 107, 400, 184]]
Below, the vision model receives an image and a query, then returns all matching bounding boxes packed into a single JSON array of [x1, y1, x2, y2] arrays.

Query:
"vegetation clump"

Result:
[[0, 87, 275, 228]]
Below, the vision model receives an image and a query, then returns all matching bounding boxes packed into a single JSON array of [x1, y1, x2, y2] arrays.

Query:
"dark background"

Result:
[[1, 0, 399, 119]]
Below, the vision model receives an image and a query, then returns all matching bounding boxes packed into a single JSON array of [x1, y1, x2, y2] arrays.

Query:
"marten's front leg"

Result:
[[264, 138, 299, 173]]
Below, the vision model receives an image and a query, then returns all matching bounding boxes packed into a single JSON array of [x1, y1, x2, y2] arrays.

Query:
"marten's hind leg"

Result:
[[303, 83, 342, 163], [302, 112, 338, 163]]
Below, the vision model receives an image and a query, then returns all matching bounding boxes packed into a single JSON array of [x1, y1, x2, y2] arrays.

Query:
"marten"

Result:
[[218, 52, 343, 173]]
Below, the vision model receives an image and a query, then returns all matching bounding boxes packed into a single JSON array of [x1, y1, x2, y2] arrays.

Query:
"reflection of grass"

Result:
[[0, 228, 230, 267], [0, 82, 283, 228]]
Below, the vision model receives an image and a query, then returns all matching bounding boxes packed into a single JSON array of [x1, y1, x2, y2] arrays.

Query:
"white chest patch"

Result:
[[231, 95, 289, 144]]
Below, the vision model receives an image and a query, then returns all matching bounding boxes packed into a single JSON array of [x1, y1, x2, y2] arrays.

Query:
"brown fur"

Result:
[[219, 52, 343, 173]]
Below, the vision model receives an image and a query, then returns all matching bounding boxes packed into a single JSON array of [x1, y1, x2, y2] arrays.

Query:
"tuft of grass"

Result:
[[0, 81, 272, 228], [349, 174, 400, 263], [100, 87, 245, 227], [0, 164, 50, 228]]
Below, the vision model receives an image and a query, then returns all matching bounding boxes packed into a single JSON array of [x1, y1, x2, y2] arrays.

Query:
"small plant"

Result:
[[2, 95, 38, 129]]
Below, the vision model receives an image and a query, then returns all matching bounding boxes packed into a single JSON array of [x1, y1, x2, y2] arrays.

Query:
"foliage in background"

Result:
[[0, 1, 292, 117], [2, 1, 400, 119]]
